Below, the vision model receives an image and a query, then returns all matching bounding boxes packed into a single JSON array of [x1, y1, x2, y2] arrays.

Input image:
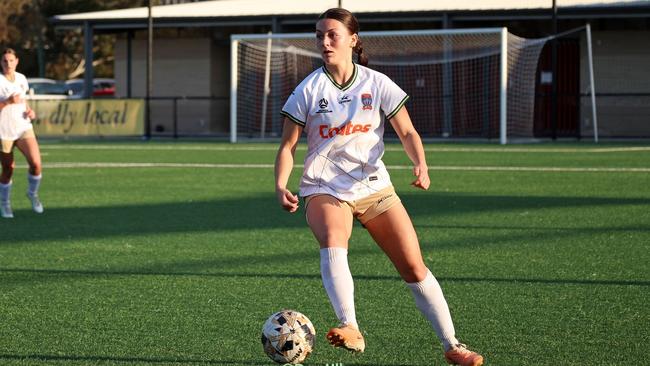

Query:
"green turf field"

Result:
[[0, 141, 648, 366]]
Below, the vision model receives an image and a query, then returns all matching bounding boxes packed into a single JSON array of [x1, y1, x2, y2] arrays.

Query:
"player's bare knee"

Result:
[[28, 163, 41, 176], [400, 263, 429, 283], [316, 233, 348, 248], [1, 162, 14, 180], [0, 173, 13, 184]]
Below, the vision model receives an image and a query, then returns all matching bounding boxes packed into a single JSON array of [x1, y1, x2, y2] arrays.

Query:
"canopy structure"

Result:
[[52, 0, 650, 28]]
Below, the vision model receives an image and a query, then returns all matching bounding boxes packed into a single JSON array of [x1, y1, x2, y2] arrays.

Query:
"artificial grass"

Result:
[[0, 141, 648, 365]]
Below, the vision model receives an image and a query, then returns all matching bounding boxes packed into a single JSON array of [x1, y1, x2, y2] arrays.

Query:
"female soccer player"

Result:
[[0, 48, 43, 218], [274, 8, 484, 366]]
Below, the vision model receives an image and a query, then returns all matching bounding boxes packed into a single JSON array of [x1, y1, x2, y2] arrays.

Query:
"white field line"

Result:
[[39, 144, 650, 153], [23, 162, 650, 173]]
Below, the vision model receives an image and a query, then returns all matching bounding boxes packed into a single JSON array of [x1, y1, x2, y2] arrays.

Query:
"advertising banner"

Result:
[[30, 99, 144, 137]]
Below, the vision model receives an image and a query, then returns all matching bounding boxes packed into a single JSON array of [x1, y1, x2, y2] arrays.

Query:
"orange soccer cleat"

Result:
[[326, 324, 365, 353], [444, 343, 484, 366]]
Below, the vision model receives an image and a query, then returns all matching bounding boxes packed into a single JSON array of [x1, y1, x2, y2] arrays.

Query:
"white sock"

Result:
[[406, 269, 459, 350], [27, 173, 42, 197], [0, 181, 12, 205], [320, 247, 358, 328]]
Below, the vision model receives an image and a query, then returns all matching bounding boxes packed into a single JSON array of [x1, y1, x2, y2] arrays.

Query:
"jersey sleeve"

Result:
[[0, 76, 14, 99], [22, 77, 29, 95], [379, 74, 409, 121], [16, 73, 29, 97], [281, 87, 308, 127]]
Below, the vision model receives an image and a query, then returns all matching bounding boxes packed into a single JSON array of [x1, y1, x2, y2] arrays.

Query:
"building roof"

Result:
[[52, 0, 650, 23]]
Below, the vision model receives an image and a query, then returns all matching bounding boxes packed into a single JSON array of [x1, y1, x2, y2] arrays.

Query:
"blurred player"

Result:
[[0, 48, 43, 218], [274, 8, 483, 366]]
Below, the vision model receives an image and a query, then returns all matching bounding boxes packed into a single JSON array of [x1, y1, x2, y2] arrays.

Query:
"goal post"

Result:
[[230, 38, 239, 143], [500, 27, 508, 145], [230, 27, 596, 144]]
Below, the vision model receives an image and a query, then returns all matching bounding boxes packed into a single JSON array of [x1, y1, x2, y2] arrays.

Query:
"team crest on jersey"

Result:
[[361, 93, 373, 110], [316, 98, 332, 113]]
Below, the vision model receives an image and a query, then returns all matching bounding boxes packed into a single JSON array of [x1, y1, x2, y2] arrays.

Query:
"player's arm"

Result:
[[275, 118, 303, 212], [0, 94, 20, 110], [23, 79, 35, 119], [389, 106, 430, 190], [24, 101, 36, 119]]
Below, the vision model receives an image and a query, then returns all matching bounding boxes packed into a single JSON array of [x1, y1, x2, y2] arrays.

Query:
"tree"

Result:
[[1, 0, 148, 79], [2, 0, 206, 79], [0, 0, 32, 45]]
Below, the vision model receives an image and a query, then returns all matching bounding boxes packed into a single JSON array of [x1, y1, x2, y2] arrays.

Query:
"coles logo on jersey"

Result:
[[316, 98, 332, 113], [361, 93, 373, 110], [319, 121, 371, 139]]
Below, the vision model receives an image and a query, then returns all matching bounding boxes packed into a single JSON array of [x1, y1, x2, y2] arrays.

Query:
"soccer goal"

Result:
[[230, 26, 596, 144]]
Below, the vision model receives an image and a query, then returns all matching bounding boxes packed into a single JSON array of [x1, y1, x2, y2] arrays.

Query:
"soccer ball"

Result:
[[261, 309, 316, 364]]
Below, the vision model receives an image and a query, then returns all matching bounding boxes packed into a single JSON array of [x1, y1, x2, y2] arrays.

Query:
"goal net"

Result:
[[230, 28, 551, 143]]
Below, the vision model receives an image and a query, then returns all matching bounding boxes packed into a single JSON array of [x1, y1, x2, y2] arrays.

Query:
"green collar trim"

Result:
[[322, 63, 358, 91]]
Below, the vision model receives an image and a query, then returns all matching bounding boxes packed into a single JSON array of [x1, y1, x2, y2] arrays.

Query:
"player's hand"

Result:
[[411, 164, 430, 190], [8, 94, 22, 104], [276, 188, 299, 213], [24, 107, 36, 120]]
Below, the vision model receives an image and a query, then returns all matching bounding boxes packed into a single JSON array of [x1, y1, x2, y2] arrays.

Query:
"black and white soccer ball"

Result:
[[261, 309, 316, 364]]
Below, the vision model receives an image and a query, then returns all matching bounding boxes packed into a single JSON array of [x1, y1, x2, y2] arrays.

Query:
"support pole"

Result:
[[127, 30, 133, 98], [586, 23, 598, 143], [145, 0, 153, 139], [551, 0, 558, 140], [83, 21, 94, 99]]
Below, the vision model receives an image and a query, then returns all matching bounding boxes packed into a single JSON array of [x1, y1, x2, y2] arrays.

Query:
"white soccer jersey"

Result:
[[281, 63, 409, 201], [0, 72, 32, 141]]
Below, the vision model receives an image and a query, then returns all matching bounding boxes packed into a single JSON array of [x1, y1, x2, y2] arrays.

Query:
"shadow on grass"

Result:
[[0, 192, 648, 244], [0, 353, 411, 366], [416, 221, 650, 251], [1, 267, 648, 287], [0, 353, 268, 365], [1, 191, 647, 291]]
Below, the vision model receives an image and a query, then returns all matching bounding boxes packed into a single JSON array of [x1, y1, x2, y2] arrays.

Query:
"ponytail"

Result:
[[354, 39, 368, 66]]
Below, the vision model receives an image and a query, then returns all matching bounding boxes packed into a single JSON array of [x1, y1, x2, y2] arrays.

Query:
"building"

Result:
[[51, 0, 650, 139]]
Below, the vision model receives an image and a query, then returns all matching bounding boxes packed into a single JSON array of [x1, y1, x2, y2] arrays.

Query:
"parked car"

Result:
[[65, 78, 115, 98], [26, 78, 72, 100]]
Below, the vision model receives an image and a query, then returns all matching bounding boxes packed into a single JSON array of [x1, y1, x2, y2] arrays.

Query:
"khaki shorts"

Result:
[[304, 186, 401, 225], [1, 129, 35, 154]]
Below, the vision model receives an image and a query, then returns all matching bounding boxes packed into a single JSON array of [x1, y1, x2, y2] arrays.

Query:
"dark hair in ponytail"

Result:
[[353, 39, 368, 67], [318, 8, 368, 66]]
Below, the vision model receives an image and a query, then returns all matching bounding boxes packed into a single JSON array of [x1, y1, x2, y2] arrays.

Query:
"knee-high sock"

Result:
[[0, 181, 12, 204], [320, 247, 358, 328], [406, 269, 459, 350], [27, 173, 41, 196]]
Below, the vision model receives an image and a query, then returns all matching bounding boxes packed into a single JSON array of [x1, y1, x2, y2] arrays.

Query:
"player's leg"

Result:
[[364, 203, 483, 365], [0, 142, 15, 218], [364, 203, 457, 345], [15, 135, 43, 213], [305, 194, 364, 352]]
